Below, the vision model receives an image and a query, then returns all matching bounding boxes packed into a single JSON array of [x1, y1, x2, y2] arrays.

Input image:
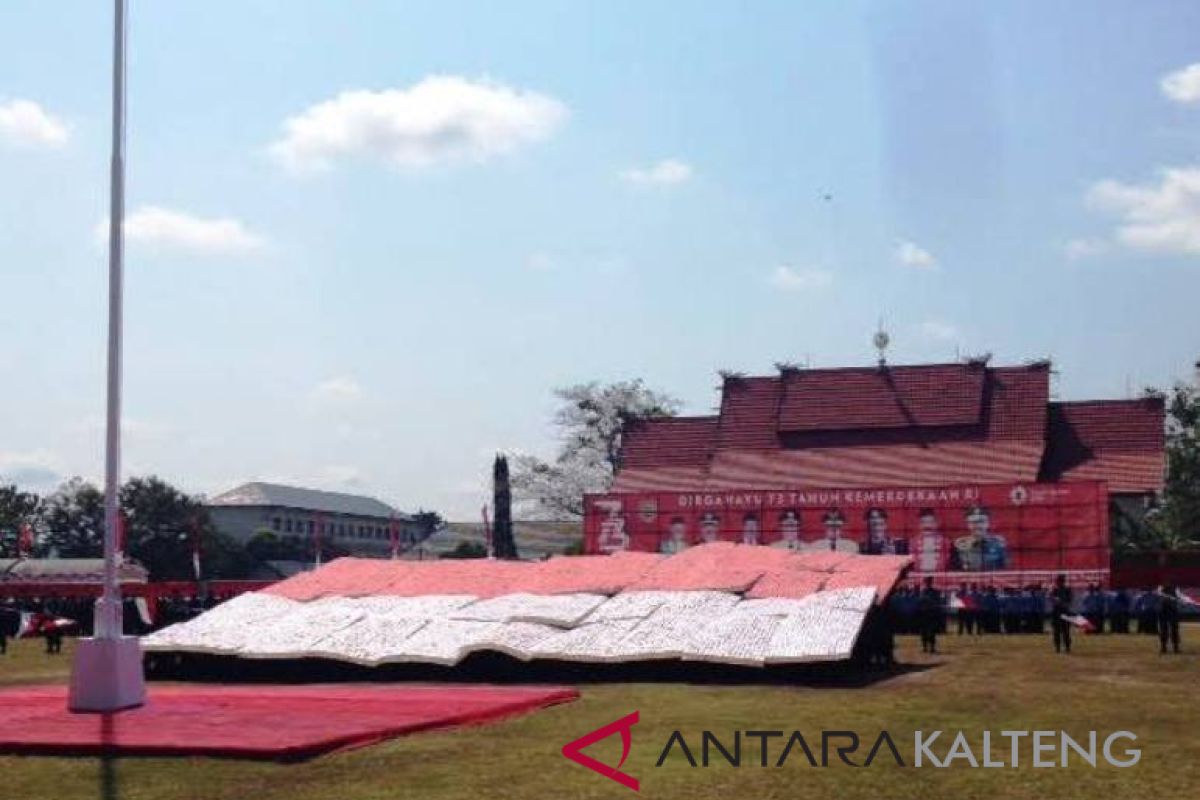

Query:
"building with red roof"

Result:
[[614, 360, 1164, 504]]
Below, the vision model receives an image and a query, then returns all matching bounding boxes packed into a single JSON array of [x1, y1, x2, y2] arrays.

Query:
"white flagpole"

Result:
[[99, 0, 127, 643], [68, 0, 145, 712]]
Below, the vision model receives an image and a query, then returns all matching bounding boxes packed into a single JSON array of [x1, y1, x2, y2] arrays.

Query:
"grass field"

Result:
[[1, 629, 1198, 800]]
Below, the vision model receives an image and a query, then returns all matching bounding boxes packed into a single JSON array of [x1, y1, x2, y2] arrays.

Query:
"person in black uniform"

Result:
[[1050, 573, 1073, 654], [918, 577, 942, 654], [1157, 583, 1182, 655]]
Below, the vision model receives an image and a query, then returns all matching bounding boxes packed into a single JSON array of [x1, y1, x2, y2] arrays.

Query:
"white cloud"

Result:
[[0, 449, 64, 491], [894, 239, 938, 270], [620, 158, 693, 186], [268, 76, 567, 173], [95, 206, 267, 256], [1161, 63, 1200, 105], [1086, 166, 1200, 255], [918, 320, 960, 341], [1064, 238, 1110, 261], [0, 99, 69, 148], [319, 465, 367, 489], [311, 376, 364, 406], [768, 265, 833, 292]]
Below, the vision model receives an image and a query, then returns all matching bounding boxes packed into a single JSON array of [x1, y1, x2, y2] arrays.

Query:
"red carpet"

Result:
[[0, 684, 579, 761]]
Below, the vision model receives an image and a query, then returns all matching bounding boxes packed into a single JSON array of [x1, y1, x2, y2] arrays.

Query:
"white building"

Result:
[[206, 482, 421, 558]]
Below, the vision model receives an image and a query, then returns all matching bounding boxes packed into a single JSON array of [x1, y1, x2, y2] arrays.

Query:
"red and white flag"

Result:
[[1062, 613, 1095, 633], [17, 522, 35, 558], [16, 611, 39, 638]]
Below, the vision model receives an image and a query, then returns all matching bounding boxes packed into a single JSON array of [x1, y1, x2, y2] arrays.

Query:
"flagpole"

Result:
[[99, 0, 126, 643], [68, 0, 145, 712]]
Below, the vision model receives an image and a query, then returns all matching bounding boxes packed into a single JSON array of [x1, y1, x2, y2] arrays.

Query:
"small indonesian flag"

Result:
[[135, 597, 154, 627], [950, 594, 978, 611], [1062, 613, 1095, 633], [40, 616, 78, 634], [16, 611, 38, 638], [17, 522, 35, 557]]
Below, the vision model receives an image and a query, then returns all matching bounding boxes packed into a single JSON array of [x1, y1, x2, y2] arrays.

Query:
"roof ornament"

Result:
[[873, 324, 890, 367]]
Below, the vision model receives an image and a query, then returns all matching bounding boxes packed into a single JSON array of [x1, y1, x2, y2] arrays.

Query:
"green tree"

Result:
[[411, 510, 443, 537], [493, 454, 517, 559], [1144, 382, 1200, 550], [246, 529, 349, 564], [442, 540, 487, 559], [0, 484, 41, 558], [39, 478, 105, 558], [511, 379, 680, 519]]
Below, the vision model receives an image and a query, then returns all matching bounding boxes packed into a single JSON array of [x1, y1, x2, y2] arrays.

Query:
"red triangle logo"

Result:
[[561, 710, 640, 791]]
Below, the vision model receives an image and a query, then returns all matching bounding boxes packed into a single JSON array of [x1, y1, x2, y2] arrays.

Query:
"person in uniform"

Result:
[[1157, 583, 1182, 655], [1110, 589, 1131, 634], [740, 513, 761, 546], [918, 577, 943, 654], [773, 510, 803, 551], [698, 512, 722, 544], [952, 506, 1008, 571], [661, 516, 689, 554], [808, 509, 858, 553], [913, 508, 947, 573], [955, 581, 972, 635], [864, 507, 895, 555], [1137, 588, 1159, 635], [1030, 584, 1047, 634], [1050, 573, 1073, 654], [1082, 584, 1105, 634], [595, 499, 630, 553]]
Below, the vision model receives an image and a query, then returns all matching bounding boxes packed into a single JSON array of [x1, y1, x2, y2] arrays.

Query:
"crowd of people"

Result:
[[0, 594, 211, 656], [885, 578, 1191, 657]]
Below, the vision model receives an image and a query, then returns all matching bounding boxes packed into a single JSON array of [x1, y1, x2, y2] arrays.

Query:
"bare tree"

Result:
[[512, 379, 680, 519]]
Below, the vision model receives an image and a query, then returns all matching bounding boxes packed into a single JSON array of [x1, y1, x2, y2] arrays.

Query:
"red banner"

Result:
[[584, 481, 1110, 587]]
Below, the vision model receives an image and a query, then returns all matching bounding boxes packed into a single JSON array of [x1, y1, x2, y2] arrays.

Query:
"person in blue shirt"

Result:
[[1110, 589, 1131, 634], [1081, 584, 1105, 634], [1135, 588, 1160, 635], [981, 586, 1001, 634]]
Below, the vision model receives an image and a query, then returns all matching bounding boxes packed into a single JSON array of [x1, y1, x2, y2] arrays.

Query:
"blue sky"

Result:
[[1, 1, 1198, 518]]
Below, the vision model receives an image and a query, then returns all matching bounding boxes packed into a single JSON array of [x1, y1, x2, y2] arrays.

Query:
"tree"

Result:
[[411, 510, 444, 537], [511, 380, 680, 519], [39, 478, 105, 558], [443, 540, 487, 559], [1142, 382, 1200, 550], [0, 485, 41, 558], [493, 454, 517, 559], [246, 529, 348, 565]]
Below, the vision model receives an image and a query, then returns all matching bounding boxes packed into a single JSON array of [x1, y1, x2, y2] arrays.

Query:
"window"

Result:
[[272, 517, 281, 531]]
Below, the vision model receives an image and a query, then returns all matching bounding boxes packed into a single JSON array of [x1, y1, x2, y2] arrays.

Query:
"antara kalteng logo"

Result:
[[561, 713, 1140, 791]]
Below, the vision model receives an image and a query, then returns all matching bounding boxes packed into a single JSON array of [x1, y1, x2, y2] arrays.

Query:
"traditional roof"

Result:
[[614, 362, 1164, 495], [777, 363, 985, 432], [1040, 398, 1166, 492], [620, 416, 718, 468], [0, 558, 148, 584], [208, 482, 401, 519]]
